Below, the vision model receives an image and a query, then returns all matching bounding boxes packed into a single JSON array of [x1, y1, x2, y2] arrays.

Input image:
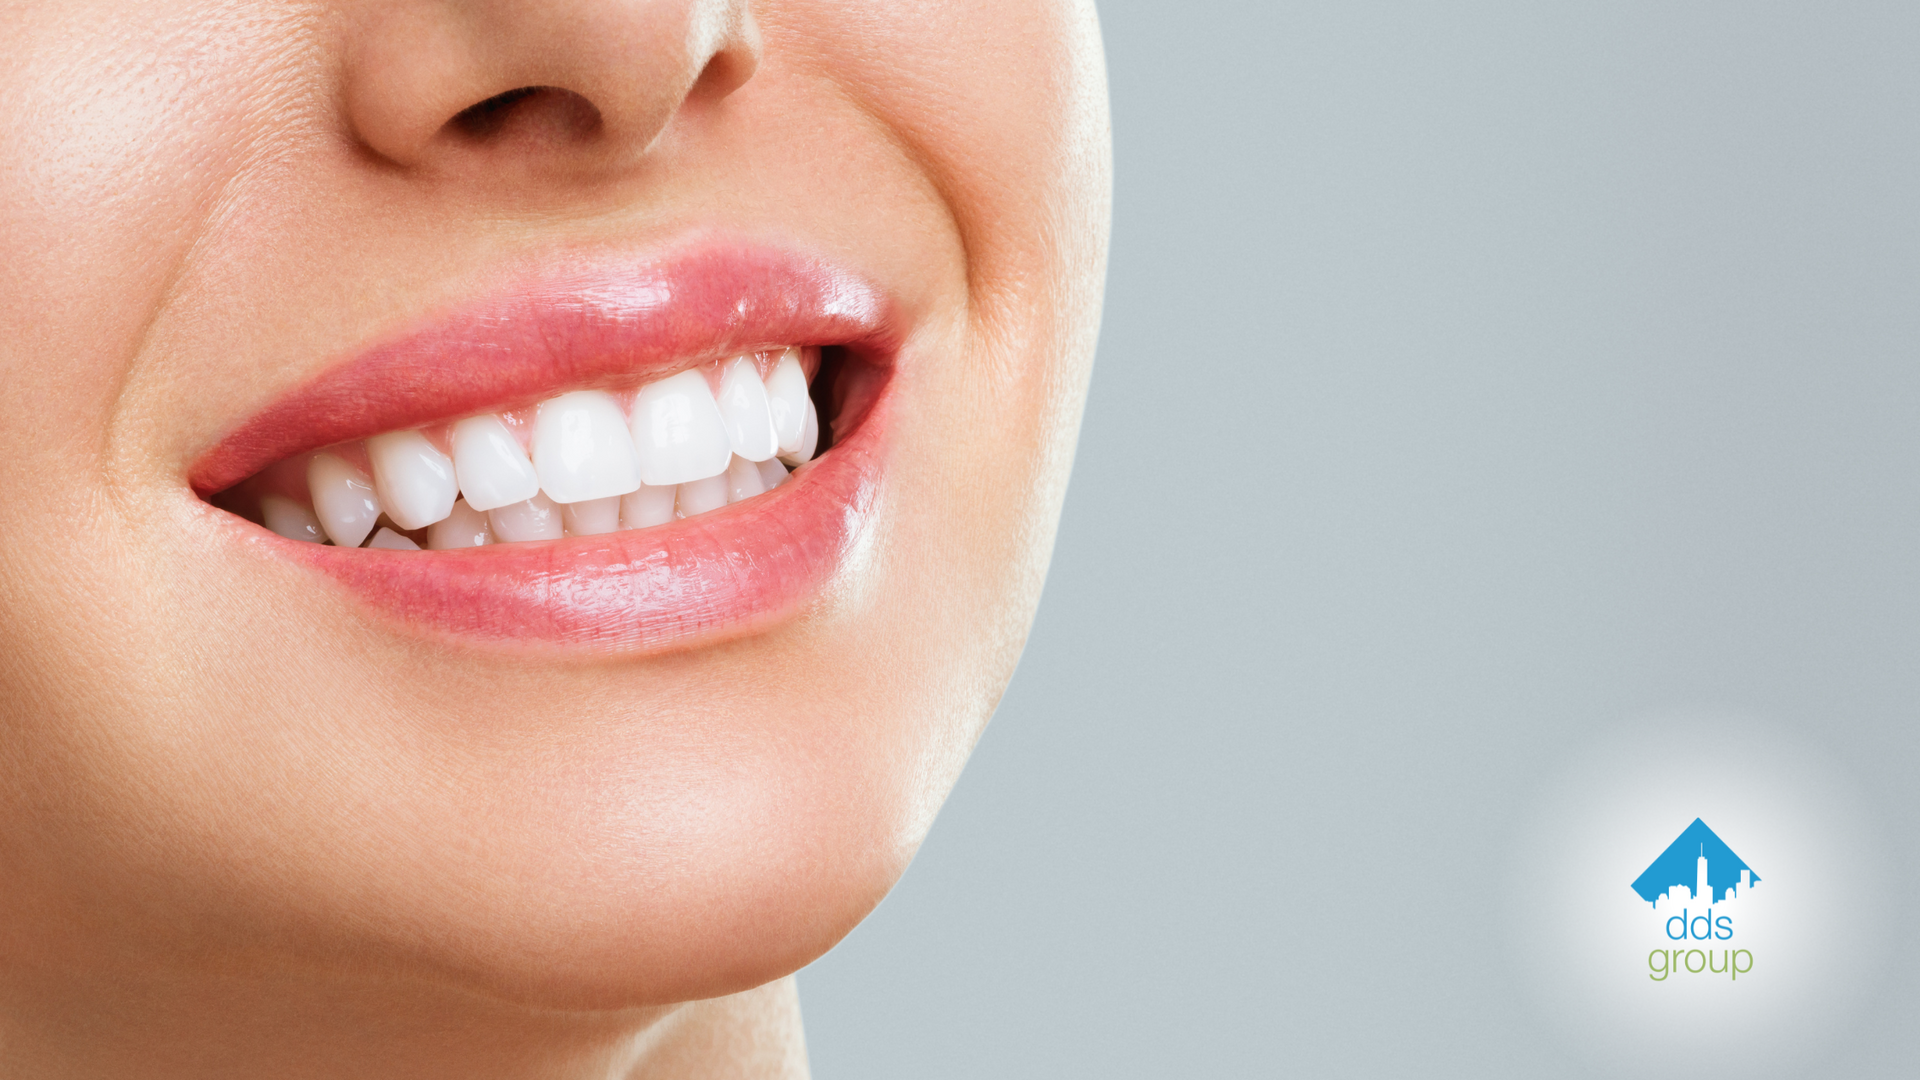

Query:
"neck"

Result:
[[0, 957, 810, 1079]]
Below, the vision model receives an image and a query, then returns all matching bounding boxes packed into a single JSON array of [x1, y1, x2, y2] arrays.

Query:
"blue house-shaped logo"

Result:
[[1631, 818, 1759, 907]]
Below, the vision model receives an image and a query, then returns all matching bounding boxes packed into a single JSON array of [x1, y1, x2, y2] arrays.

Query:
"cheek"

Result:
[[765, 0, 1109, 293], [0, 4, 313, 498], [764, 0, 1110, 596]]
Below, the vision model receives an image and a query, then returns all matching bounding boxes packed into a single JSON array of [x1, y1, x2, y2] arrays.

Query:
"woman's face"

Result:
[[0, 0, 1108, 1009]]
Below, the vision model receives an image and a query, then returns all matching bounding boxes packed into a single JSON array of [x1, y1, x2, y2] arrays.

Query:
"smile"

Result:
[[243, 347, 823, 550], [191, 242, 899, 652]]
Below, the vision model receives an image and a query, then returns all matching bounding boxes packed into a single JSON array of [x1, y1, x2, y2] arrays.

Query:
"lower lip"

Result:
[[262, 416, 884, 654]]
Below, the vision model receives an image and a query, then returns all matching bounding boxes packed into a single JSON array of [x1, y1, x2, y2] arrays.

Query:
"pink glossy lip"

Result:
[[190, 241, 899, 653]]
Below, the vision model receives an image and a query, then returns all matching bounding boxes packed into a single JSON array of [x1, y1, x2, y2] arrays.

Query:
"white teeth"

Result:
[[487, 493, 564, 542], [284, 354, 822, 548], [261, 495, 326, 543], [562, 495, 622, 536], [368, 527, 420, 551], [307, 453, 383, 548], [367, 430, 458, 530], [427, 499, 493, 549], [532, 390, 643, 504], [726, 454, 766, 503], [450, 414, 540, 512], [715, 356, 780, 462], [620, 484, 677, 530], [766, 349, 810, 454], [756, 457, 790, 490], [630, 369, 733, 487], [675, 472, 730, 518], [779, 398, 819, 466]]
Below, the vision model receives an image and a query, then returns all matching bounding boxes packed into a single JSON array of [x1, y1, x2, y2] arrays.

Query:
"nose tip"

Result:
[[344, 0, 761, 171]]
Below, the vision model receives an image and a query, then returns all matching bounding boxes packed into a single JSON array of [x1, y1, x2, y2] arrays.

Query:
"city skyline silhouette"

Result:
[[1631, 818, 1759, 906]]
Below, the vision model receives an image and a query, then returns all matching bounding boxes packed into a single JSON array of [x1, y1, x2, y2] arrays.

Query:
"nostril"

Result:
[[450, 87, 538, 138], [446, 86, 602, 143]]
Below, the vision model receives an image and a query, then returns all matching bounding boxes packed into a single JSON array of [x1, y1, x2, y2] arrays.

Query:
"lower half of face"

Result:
[[0, 0, 1109, 1005]]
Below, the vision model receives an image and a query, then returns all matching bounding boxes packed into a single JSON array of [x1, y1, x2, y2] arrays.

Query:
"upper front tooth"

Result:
[[450, 414, 540, 511], [307, 452, 382, 547], [367, 430, 458, 530], [715, 356, 779, 462], [532, 390, 643, 504], [778, 398, 819, 466], [766, 348, 810, 454], [630, 369, 733, 487]]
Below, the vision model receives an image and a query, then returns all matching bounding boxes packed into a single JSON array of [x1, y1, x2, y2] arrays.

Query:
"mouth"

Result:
[[190, 241, 899, 653]]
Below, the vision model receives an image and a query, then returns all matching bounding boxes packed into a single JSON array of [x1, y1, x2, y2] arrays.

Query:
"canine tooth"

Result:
[[308, 453, 382, 548], [368, 527, 420, 550], [428, 499, 493, 549], [630, 370, 732, 486], [488, 493, 564, 542], [620, 484, 677, 529], [716, 356, 779, 462], [766, 348, 810, 454], [726, 454, 766, 503], [563, 496, 622, 536], [367, 430, 458, 530], [779, 398, 819, 466], [451, 414, 540, 511], [261, 495, 326, 543], [756, 457, 790, 490], [533, 390, 643, 504], [675, 473, 729, 518]]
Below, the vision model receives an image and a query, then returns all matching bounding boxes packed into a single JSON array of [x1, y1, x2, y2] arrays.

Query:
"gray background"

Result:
[[802, 2, 1920, 1076]]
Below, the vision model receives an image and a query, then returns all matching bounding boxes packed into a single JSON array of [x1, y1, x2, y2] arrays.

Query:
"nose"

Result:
[[343, 0, 760, 170]]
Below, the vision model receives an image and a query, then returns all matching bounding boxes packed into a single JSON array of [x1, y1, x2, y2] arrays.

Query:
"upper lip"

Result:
[[188, 239, 899, 497]]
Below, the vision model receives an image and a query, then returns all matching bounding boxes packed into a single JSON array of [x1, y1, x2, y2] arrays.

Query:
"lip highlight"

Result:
[[192, 242, 899, 652]]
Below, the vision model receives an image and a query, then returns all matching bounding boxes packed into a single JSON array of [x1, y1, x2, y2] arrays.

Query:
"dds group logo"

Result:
[[1508, 714, 1889, 1079], [1633, 818, 1757, 984]]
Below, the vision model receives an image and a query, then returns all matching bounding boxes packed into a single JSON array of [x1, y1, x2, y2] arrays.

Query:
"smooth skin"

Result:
[[0, 0, 1110, 1076]]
